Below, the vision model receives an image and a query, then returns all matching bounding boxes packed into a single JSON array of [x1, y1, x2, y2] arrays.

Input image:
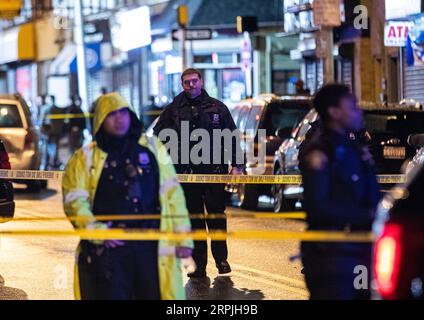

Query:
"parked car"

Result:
[[373, 162, 424, 299], [406, 133, 424, 179], [0, 94, 47, 192], [230, 94, 312, 210], [0, 140, 14, 220], [145, 95, 312, 210], [273, 105, 424, 212]]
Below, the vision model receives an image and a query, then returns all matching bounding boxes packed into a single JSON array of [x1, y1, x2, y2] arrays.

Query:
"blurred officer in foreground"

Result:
[[40, 95, 66, 169], [153, 68, 244, 278], [299, 84, 381, 300], [62, 92, 193, 300]]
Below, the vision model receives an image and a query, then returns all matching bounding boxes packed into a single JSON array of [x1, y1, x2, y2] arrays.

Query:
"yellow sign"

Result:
[[0, 0, 21, 18], [177, 5, 188, 27]]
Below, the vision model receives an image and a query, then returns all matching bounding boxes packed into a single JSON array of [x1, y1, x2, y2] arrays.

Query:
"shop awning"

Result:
[[49, 42, 102, 75], [35, 16, 61, 62], [0, 23, 35, 64], [49, 43, 77, 75]]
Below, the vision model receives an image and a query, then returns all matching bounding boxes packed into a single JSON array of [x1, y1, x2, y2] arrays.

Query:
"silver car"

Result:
[[0, 94, 47, 192], [406, 133, 424, 179]]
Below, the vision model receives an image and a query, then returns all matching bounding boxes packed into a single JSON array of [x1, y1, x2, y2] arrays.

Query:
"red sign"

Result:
[[241, 34, 252, 71], [385, 21, 414, 47]]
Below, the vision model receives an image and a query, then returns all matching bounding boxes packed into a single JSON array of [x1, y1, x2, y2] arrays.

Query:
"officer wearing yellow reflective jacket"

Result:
[[62, 92, 193, 300]]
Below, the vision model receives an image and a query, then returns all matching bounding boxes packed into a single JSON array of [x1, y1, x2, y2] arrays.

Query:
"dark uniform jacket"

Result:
[[153, 89, 244, 174], [93, 112, 160, 229], [299, 129, 381, 232]]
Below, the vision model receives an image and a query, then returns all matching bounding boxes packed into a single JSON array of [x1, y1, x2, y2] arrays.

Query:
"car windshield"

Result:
[[264, 101, 310, 136], [364, 111, 424, 137], [0, 104, 23, 128]]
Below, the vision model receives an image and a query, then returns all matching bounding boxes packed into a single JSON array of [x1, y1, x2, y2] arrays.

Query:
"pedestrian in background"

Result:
[[62, 92, 193, 300], [66, 95, 87, 152], [295, 79, 311, 95], [299, 84, 381, 300], [40, 95, 65, 169]]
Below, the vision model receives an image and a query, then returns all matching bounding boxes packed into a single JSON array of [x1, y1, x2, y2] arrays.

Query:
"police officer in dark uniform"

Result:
[[154, 68, 244, 278], [299, 84, 381, 300]]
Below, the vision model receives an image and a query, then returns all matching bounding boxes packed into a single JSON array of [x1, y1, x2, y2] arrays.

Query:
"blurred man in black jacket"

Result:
[[299, 84, 381, 300]]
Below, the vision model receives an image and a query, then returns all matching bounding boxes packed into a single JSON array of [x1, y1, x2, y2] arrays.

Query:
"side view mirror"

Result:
[[408, 134, 424, 149], [275, 127, 292, 140]]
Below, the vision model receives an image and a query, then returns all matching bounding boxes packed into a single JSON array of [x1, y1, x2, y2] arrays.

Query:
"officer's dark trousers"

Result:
[[182, 183, 228, 272], [77, 240, 161, 300], [301, 242, 372, 300]]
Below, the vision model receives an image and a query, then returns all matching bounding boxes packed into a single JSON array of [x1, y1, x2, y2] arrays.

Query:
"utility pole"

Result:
[[313, 0, 341, 84], [181, 28, 187, 70], [74, 1, 88, 110], [322, 27, 335, 84], [74, 0, 90, 130], [178, 5, 188, 70]]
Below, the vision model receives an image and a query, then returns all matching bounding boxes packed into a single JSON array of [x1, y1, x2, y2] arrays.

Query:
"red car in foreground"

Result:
[[373, 163, 424, 299], [0, 139, 14, 220]]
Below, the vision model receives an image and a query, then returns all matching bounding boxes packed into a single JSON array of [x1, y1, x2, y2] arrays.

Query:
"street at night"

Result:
[[0, 180, 307, 300], [1, 0, 424, 314]]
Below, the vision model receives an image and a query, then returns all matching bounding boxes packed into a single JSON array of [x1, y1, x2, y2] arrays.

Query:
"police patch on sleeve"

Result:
[[305, 150, 328, 171], [212, 113, 220, 124], [139, 152, 150, 165]]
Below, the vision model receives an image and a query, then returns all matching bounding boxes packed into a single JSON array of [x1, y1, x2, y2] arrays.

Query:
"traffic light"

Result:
[[236, 16, 258, 34], [178, 5, 188, 27]]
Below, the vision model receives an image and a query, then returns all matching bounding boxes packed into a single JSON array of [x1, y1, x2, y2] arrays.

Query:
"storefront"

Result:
[[149, 35, 248, 108], [49, 42, 105, 108], [404, 14, 424, 105], [284, 0, 362, 95], [289, 34, 323, 95], [384, 0, 424, 105], [0, 16, 60, 118], [0, 22, 37, 108]]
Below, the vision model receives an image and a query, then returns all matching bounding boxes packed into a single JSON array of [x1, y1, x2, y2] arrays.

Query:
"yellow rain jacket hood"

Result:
[[62, 92, 193, 300], [93, 92, 137, 136]]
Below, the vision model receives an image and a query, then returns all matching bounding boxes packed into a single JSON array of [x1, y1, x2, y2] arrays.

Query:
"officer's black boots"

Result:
[[216, 260, 231, 274], [187, 260, 231, 278], [187, 269, 207, 278]]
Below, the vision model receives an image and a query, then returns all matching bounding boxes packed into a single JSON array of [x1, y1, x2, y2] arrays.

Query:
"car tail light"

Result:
[[374, 222, 403, 299], [0, 151, 11, 169]]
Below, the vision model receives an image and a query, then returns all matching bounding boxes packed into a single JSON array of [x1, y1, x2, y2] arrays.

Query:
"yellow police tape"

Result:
[[0, 228, 373, 242], [46, 110, 162, 120], [0, 212, 306, 223], [47, 113, 93, 120], [0, 169, 406, 184]]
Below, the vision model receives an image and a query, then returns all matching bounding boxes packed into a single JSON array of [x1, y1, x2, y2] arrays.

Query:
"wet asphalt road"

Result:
[[0, 180, 308, 300]]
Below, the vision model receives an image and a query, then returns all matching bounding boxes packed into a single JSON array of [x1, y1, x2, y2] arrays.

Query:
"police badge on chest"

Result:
[[138, 152, 152, 175], [211, 113, 221, 127]]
